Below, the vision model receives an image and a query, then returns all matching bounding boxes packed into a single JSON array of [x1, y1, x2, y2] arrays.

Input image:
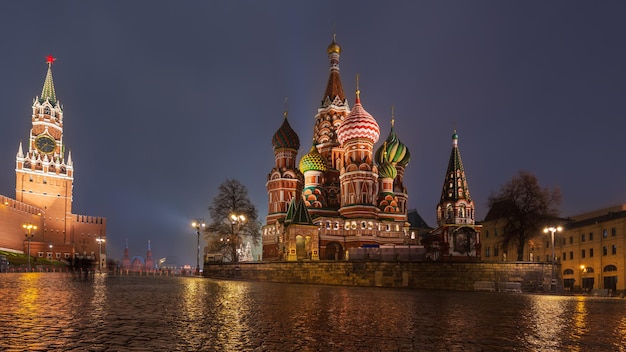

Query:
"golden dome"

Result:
[[327, 41, 341, 55]]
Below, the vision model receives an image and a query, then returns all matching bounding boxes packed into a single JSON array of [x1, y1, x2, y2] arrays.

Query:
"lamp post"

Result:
[[191, 219, 205, 275], [23, 224, 37, 272], [229, 213, 246, 262], [544, 226, 562, 292], [96, 237, 105, 272]]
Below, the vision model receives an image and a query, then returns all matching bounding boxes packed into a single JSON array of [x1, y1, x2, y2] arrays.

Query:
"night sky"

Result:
[[1, 1, 625, 266]]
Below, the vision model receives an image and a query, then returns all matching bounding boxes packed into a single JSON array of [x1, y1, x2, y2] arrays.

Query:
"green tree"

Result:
[[487, 171, 561, 261], [205, 179, 261, 262]]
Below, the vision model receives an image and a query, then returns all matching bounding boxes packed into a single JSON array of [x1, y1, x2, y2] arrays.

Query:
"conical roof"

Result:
[[440, 131, 471, 202], [284, 197, 314, 225], [322, 36, 346, 106], [40, 55, 58, 106]]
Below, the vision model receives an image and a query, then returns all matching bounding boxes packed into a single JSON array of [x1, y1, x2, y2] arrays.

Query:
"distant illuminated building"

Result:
[[121, 240, 156, 272]]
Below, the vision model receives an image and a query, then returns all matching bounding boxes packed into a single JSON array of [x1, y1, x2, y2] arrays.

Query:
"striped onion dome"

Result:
[[272, 115, 300, 150], [375, 121, 410, 167], [336, 93, 380, 145], [378, 156, 397, 179], [299, 143, 327, 173]]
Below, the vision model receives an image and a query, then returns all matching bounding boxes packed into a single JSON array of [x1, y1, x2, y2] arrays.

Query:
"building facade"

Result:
[[262, 38, 418, 261], [481, 205, 626, 294], [0, 56, 106, 268]]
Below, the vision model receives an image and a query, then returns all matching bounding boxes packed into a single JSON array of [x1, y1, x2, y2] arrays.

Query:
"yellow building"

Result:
[[481, 205, 626, 294]]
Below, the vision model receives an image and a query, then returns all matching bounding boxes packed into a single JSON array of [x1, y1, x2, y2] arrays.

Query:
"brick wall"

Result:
[[203, 261, 558, 292], [0, 195, 43, 252]]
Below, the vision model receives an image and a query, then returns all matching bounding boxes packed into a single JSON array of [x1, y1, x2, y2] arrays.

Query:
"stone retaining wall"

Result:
[[203, 261, 560, 292]]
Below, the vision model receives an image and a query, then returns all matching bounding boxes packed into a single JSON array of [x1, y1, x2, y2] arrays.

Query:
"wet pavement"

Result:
[[1, 272, 625, 351]]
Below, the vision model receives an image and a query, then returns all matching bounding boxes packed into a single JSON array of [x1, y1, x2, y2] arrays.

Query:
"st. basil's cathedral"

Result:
[[262, 38, 481, 261]]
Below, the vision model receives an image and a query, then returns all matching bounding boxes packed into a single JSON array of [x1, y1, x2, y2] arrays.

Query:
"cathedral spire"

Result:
[[440, 130, 471, 202], [322, 34, 346, 106], [40, 55, 58, 106]]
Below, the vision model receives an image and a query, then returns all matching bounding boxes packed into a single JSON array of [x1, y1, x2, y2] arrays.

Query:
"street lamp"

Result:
[[229, 213, 246, 262], [191, 219, 205, 275], [96, 237, 106, 272], [544, 225, 562, 292], [23, 223, 37, 272]]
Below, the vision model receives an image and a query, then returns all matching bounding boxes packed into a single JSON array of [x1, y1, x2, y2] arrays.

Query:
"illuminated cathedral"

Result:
[[261, 37, 481, 261], [262, 38, 414, 261]]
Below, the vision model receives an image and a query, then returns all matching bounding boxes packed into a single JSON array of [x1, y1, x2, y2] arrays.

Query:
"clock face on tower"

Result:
[[35, 135, 56, 154]]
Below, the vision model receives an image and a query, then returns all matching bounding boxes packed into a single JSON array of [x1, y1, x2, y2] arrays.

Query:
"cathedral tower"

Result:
[[429, 131, 481, 260], [312, 36, 351, 209], [375, 113, 411, 220], [336, 86, 380, 218], [266, 110, 303, 226]]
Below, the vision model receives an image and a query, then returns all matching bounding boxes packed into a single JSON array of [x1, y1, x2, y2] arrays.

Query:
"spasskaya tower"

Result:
[[11, 56, 107, 266]]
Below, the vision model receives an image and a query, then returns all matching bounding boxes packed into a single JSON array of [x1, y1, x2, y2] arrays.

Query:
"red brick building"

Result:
[[0, 57, 106, 268]]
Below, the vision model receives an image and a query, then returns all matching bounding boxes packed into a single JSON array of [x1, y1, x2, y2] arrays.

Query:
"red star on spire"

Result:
[[46, 55, 56, 65]]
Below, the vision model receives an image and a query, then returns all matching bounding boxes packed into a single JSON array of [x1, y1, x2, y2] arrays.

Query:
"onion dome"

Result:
[[378, 151, 397, 179], [299, 143, 328, 173], [337, 90, 380, 145], [375, 118, 410, 167], [272, 112, 300, 150], [327, 40, 341, 55]]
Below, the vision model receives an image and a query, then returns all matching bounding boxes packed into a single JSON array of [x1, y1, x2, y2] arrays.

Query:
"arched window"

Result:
[[604, 265, 617, 272], [563, 269, 574, 275]]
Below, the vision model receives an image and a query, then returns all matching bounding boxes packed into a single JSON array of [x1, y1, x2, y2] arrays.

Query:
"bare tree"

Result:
[[487, 171, 561, 261], [205, 179, 261, 262]]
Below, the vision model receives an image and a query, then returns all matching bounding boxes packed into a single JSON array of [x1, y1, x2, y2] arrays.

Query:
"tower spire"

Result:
[[40, 55, 57, 105], [322, 34, 345, 105], [440, 130, 471, 202]]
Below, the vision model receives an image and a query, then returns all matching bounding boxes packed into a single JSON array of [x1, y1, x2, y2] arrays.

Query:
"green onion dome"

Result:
[[375, 122, 410, 167], [378, 157, 397, 179], [299, 144, 328, 173], [272, 116, 300, 150]]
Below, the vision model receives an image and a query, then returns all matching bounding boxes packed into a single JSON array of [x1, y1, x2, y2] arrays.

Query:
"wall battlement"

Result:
[[0, 194, 44, 216]]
